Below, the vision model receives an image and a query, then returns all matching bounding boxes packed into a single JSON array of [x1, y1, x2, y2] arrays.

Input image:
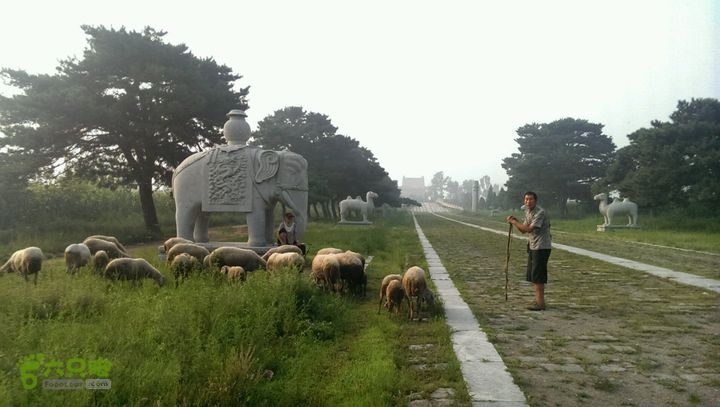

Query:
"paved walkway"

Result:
[[413, 215, 528, 407], [426, 210, 720, 294]]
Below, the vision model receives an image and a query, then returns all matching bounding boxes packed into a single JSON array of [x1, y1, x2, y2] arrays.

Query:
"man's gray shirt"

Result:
[[524, 206, 552, 250]]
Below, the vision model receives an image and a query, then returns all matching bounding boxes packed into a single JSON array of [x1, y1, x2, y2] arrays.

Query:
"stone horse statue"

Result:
[[593, 193, 638, 227], [339, 191, 379, 223]]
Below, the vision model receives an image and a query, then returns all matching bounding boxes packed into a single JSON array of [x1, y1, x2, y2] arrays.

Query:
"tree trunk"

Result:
[[137, 177, 162, 238], [330, 199, 338, 219], [312, 203, 320, 219]]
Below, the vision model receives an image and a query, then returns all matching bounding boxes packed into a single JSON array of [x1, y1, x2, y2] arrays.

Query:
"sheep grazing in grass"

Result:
[[402, 266, 435, 320], [1, 246, 43, 285], [93, 250, 109, 275], [104, 258, 165, 287], [336, 251, 367, 296], [385, 279, 405, 315], [378, 274, 403, 313], [170, 253, 200, 287], [220, 265, 246, 283], [166, 243, 210, 263], [85, 235, 128, 254], [310, 254, 340, 292], [205, 247, 267, 272], [262, 244, 303, 261], [64, 243, 91, 274], [267, 252, 305, 273], [83, 237, 129, 259], [163, 237, 193, 254], [316, 247, 343, 255]]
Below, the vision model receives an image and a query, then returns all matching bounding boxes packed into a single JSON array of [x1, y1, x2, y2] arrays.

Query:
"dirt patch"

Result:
[[417, 214, 720, 407]]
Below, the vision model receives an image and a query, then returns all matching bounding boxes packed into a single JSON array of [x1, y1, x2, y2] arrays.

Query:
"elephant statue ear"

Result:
[[255, 150, 280, 183]]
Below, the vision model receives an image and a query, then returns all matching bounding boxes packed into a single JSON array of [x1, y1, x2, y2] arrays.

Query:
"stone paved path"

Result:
[[413, 214, 529, 406]]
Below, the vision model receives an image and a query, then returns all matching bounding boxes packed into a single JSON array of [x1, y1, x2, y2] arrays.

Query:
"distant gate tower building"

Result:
[[401, 176, 426, 202]]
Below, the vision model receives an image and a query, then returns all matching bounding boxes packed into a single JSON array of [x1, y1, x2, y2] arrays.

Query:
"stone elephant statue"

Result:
[[172, 145, 308, 247]]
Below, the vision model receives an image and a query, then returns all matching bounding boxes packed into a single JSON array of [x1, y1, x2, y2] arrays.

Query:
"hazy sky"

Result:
[[1, 0, 718, 188]]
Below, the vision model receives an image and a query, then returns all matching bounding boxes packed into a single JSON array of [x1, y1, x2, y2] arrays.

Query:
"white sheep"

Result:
[[310, 254, 340, 292], [163, 237, 194, 253], [85, 235, 128, 253], [385, 279, 405, 315], [378, 274, 403, 314], [104, 258, 165, 287], [316, 247, 343, 255], [64, 243, 91, 274], [220, 265, 246, 283], [262, 244, 303, 261], [402, 266, 435, 320], [204, 247, 267, 272], [166, 243, 210, 263], [82, 237, 129, 259], [267, 252, 305, 272], [93, 250, 109, 275], [170, 252, 200, 287], [1, 246, 43, 284]]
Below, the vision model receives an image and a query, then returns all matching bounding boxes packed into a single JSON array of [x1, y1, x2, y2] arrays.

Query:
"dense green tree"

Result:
[[599, 98, 720, 210], [502, 118, 616, 216], [0, 26, 248, 236], [427, 172, 448, 201], [251, 106, 400, 217]]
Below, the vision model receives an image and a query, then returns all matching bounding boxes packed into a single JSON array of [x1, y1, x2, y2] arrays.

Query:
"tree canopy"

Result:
[[0, 26, 248, 236], [502, 118, 616, 216], [250, 106, 400, 216], [599, 98, 720, 210]]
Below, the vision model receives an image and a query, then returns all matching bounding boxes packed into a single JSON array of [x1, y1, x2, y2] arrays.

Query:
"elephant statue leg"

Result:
[[246, 210, 268, 247], [176, 200, 201, 241], [194, 212, 211, 242], [264, 205, 276, 244]]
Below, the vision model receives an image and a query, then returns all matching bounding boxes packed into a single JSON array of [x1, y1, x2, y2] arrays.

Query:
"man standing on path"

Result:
[[506, 191, 552, 311]]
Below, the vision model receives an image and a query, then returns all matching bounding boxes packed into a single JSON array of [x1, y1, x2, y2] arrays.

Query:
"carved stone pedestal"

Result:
[[596, 225, 642, 232]]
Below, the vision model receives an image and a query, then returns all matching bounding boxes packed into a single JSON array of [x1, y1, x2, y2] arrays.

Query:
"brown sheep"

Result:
[[86, 235, 128, 253], [316, 247, 343, 255], [336, 251, 367, 296], [402, 266, 435, 320], [64, 243, 91, 274], [385, 279, 405, 315], [104, 258, 165, 287], [93, 250, 109, 275], [170, 252, 200, 287], [267, 252, 305, 273], [205, 247, 267, 272], [310, 254, 340, 292], [1, 246, 43, 284], [378, 274, 403, 313], [83, 237, 129, 259], [262, 244, 303, 261], [166, 243, 210, 263], [220, 265, 246, 283], [163, 237, 193, 254]]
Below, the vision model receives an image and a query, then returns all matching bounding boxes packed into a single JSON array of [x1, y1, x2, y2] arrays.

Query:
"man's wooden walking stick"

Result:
[[505, 223, 512, 301]]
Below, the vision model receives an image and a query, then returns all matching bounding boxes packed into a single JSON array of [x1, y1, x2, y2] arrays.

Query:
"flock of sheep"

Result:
[[1, 235, 436, 319]]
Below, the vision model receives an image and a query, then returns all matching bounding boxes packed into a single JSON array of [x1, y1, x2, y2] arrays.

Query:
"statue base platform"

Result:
[[596, 225, 641, 232], [194, 242, 276, 255], [337, 220, 373, 226]]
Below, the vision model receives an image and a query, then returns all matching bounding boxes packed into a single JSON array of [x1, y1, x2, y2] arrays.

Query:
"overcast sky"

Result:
[[1, 0, 718, 188]]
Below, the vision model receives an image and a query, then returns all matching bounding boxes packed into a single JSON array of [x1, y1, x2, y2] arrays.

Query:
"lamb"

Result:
[[103, 258, 165, 287], [310, 254, 340, 292], [220, 265, 246, 283], [1, 246, 43, 284], [267, 252, 305, 272], [93, 250, 109, 275], [204, 246, 267, 272], [163, 237, 193, 253], [170, 252, 200, 287], [402, 266, 435, 320], [262, 244, 303, 261], [378, 273, 403, 314], [336, 251, 367, 296], [166, 243, 210, 263], [82, 237, 129, 259], [316, 247, 343, 255], [385, 279, 405, 315], [85, 235, 128, 254], [64, 243, 91, 274]]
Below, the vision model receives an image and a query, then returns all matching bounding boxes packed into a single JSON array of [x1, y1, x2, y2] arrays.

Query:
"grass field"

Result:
[[0, 211, 471, 406]]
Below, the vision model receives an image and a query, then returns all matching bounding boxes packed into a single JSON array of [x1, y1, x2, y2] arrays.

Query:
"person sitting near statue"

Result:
[[277, 212, 307, 255]]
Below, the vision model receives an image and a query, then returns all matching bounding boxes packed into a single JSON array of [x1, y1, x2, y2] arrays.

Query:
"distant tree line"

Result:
[[0, 26, 400, 237]]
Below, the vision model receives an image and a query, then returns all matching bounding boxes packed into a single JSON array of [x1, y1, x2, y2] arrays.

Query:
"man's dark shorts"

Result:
[[526, 249, 551, 284]]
